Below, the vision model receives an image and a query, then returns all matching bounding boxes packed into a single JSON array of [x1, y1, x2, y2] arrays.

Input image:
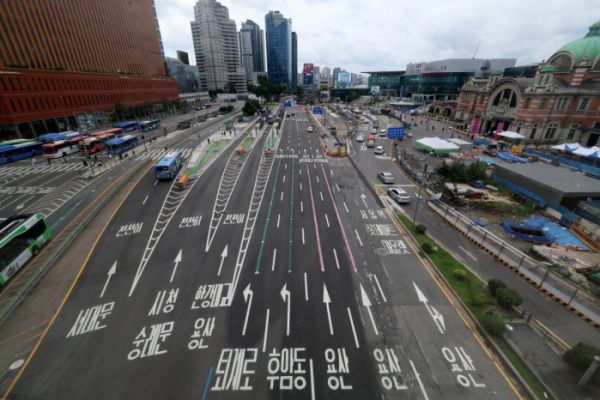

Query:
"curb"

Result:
[[427, 203, 600, 331]]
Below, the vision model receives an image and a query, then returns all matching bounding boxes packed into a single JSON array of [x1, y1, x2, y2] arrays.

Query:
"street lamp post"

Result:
[[412, 152, 431, 230], [73, 111, 91, 160], [58, 96, 68, 131]]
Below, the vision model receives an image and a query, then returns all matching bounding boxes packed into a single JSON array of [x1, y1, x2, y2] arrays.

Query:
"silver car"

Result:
[[374, 146, 385, 154], [388, 188, 411, 203], [356, 134, 364, 142], [377, 171, 395, 184]]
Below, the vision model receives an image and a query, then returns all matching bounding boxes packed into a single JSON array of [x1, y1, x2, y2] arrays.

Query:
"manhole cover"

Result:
[[376, 248, 389, 256]]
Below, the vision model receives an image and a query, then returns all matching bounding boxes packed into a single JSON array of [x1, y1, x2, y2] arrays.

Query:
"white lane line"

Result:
[[262, 309, 270, 352], [304, 273, 309, 301], [310, 359, 316, 400], [143, 195, 148, 205], [285, 164, 287, 169], [272, 249, 277, 271], [374, 274, 387, 302], [300, 183, 302, 191], [277, 214, 280, 228], [325, 214, 330, 227], [280, 192, 283, 201], [316, 176, 319, 183], [301, 201, 303, 212], [283, 175, 285, 182], [334, 249, 340, 269], [154, 180, 158, 186], [355, 230, 363, 246], [347, 308, 360, 348], [336, 184, 340, 192], [330, 170, 333, 177], [299, 169, 301, 175], [302, 228, 305, 244], [410, 359, 430, 400], [320, 192, 323, 201]]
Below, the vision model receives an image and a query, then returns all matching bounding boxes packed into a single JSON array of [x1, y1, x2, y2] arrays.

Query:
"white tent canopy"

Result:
[[550, 143, 581, 151], [493, 130, 526, 139], [415, 137, 460, 153], [572, 146, 600, 157]]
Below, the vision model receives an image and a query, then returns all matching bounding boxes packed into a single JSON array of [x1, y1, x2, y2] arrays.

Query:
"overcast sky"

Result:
[[156, 0, 600, 76]]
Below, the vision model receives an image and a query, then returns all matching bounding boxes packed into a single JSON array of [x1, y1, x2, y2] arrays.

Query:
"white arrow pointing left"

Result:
[[242, 284, 253, 336], [100, 261, 117, 298], [281, 284, 291, 336], [169, 249, 182, 282], [414, 282, 446, 334]]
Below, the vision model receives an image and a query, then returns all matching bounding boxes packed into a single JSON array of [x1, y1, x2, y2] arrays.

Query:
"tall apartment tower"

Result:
[[322, 67, 331, 79], [191, 0, 247, 93], [239, 20, 266, 79], [0, 0, 177, 139], [265, 11, 292, 89], [292, 32, 298, 88]]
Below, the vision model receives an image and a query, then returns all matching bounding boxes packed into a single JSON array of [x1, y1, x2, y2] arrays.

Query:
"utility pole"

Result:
[[412, 152, 430, 229]]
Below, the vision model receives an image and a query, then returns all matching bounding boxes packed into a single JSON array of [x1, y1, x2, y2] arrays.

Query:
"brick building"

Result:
[[453, 20, 600, 146], [0, 0, 178, 141]]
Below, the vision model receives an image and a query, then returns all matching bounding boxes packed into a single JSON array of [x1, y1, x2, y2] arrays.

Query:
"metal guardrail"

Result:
[[0, 158, 151, 326]]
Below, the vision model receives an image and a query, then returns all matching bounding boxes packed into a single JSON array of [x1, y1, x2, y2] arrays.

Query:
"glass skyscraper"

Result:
[[292, 32, 298, 88], [239, 20, 266, 79], [265, 11, 292, 89]]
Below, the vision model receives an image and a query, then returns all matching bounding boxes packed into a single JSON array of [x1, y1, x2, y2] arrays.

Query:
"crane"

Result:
[[472, 39, 481, 59]]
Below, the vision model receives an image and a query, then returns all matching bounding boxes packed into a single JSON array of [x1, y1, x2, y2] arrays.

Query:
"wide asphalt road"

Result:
[[3, 105, 523, 399]]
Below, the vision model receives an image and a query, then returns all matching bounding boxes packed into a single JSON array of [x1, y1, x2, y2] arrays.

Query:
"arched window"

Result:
[[550, 54, 572, 71]]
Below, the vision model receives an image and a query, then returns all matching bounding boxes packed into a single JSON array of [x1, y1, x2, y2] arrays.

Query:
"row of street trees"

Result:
[[107, 98, 190, 122]]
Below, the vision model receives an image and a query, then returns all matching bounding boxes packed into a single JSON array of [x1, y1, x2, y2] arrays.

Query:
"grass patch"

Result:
[[494, 339, 547, 399], [242, 137, 255, 149], [266, 134, 278, 150], [185, 139, 229, 175]]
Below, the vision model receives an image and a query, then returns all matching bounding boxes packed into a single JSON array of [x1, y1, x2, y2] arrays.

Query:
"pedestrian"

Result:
[[124, 152, 128, 158], [47, 158, 52, 165], [64, 157, 69, 164], [109, 154, 113, 161], [471, 134, 475, 141], [94, 155, 98, 163], [132, 149, 136, 155], [164, 145, 168, 151], [432, 126, 435, 131], [31, 158, 36, 167], [208, 138, 210, 144], [82, 160, 87, 167], [119, 153, 123, 161]]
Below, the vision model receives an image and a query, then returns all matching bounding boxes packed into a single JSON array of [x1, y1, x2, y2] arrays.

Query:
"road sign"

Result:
[[313, 108, 323, 115], [284, 102, 291, 107], [387, 127, 405, 139]]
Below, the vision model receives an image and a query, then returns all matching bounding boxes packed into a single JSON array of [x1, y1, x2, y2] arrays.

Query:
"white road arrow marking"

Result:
[[413, 282, 446, 334], [217, 245, 228, 276], [100, 261, 116, 298], [242, 284, 253, 336], [360, 284, 378, 335], [169, 249, 182, 282], [323, 283, 333, 335], [281, 283, 291, 336], [360, 193, 368, 207], [291, 149, 295, 154]]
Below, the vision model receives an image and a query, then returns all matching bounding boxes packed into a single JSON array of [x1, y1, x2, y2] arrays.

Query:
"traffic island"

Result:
[[185, 139, 230, 176]]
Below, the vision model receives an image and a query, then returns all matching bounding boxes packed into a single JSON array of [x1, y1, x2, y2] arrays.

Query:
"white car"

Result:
[[374, 146, 385, 154], [356, 134, 364, 142], [379, 129, 387, 137], [388, 188, 411, 203], [307, 127, 313, 132]]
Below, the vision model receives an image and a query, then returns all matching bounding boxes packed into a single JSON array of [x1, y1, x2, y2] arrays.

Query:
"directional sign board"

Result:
[[387, 127, 405, 139], [312, 108, 323, 115], [284, 102, 291, 107]]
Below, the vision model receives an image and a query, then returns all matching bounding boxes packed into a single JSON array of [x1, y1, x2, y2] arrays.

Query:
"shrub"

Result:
[[415, 224, 427, 235], [590, 286, 600, 299], [496, 288, 524, 309], [564, 342, 600, 375], [479, 311, 506, 337], [470, 296, 485, 307], [488, 279, 507, 297], [421, 242, 435, 255], [453, 269, 467, 280]]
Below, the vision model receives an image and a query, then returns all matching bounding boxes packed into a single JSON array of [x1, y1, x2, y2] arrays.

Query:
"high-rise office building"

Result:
[[322, 67, 331, 79], [333, 67, 341, 85], [315, 66, 320, 76], [177, 51, 191, 65], [152, 0, 166, 59], [239, 20, 266, 80], [292, 32, 298, 88], [191, 0, 247, 93], [166, 57, 201, 92], [0, 0, 177, 140], [265, 11, 292, 89]]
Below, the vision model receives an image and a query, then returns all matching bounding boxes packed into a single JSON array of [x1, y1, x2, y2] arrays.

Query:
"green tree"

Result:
[[347, 91, 359, 102], [293, 85, 303, 97], [243, 99, 261, 116]]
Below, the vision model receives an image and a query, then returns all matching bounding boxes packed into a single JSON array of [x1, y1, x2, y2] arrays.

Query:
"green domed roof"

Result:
[[491, 69, 502, 75], [555, 20, 600, 63], [540, 64, 555, 72]]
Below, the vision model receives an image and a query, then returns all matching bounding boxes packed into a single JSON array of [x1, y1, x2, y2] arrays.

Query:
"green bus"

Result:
[[0, 214, 52, 285], [0, 139, 34, 146]]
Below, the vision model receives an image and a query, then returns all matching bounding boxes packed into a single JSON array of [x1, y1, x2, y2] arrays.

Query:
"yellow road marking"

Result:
[[0, 320, 49, 347], [533, 318, 571, 349], [2, 161, 154, 399]]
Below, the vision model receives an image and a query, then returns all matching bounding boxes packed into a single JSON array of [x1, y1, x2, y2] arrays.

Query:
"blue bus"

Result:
[[36, 130, 80, 144], [154, 151, 182, 180], [0, 142, 43, 164], [268, 113, 274, 124], [113, 121, 139, 133], [106, 135, 139, 155], [140, 120, 161, 132]]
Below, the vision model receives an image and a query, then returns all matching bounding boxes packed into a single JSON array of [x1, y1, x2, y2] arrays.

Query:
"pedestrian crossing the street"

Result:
[[134, 147, 194, 161]]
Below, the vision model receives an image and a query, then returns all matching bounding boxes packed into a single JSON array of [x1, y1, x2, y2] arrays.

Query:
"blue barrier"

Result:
[[493, 176, 547, 207], [522, 149, 600, 177], [474, 140, 489, 146]]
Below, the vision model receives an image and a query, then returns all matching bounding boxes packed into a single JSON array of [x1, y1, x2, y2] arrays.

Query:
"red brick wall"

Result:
[[0, 68, 178, 125]]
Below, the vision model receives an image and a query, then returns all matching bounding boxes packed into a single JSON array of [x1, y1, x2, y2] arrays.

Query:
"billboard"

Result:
[[371, 86, 380, 94], [338, 73, 351, 83], [320, 80, 329, 89], [303, 64, 314, 87]]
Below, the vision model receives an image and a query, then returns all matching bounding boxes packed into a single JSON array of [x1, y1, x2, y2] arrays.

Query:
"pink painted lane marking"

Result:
[[306, 165, 325, 272], [320, 164, 358, 273]]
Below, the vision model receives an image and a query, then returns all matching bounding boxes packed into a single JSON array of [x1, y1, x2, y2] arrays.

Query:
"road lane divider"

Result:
[[306, 165, 325, 272], [255, 160, 281, 274]]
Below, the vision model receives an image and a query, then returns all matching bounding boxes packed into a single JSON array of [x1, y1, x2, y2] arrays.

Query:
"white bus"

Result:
[[42, 135, 86, 158]]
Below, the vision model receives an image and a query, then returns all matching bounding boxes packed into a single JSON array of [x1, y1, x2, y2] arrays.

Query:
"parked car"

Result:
[[374, 146, 385, 154], [378, 171, 395, 184], [356, 134, 364, 142], [388, 188, 411, 203]]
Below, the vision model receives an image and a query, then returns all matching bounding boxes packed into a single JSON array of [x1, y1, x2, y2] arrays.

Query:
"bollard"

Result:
[[237, 146, 244, 155], [177, 173, 189, 188], [578, 356, 600, 388]]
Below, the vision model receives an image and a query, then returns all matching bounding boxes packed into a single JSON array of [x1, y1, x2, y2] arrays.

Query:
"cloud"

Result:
[[156, 0, 600, 76]]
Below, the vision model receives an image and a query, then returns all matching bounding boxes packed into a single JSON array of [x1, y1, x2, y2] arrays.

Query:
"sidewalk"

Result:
[[506, 322, 599, 399]]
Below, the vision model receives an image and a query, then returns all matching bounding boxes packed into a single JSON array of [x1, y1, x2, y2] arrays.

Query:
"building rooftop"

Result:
[[361, 71, 406, 75], [494, 163, 600, 196]]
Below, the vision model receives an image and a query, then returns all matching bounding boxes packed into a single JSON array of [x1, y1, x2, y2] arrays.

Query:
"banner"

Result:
[[496, 122, 505, 138], [472, 118, 480, 134]]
